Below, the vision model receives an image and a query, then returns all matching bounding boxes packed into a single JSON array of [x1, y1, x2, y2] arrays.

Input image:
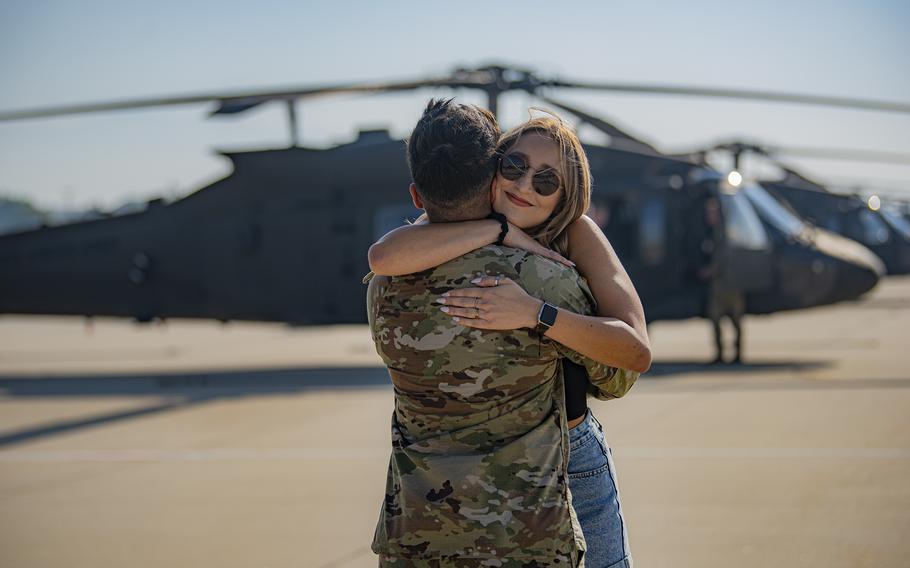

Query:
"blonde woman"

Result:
[[369, 112, 649, 568]]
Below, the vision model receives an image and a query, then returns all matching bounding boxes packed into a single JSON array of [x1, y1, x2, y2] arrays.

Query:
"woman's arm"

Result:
[[368, 218, 501, 276], [437, 216, 651, 372], [368, 218, 574, 276], [555, 215, 651, 371]]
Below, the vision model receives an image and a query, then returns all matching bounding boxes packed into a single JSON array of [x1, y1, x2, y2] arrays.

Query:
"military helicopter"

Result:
[[705, 142, 910, 275], [0, 65, 901, 327]]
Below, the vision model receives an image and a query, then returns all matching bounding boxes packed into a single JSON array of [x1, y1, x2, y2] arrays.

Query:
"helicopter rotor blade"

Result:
[[688, 140, 910, 167], [547, 79, 910, 114], [533, 94, 661, 155], [4, 63, 910, 123], [0, 77, 486, 122], [764, 145, 910, 165], [773, 165, 829, 192]]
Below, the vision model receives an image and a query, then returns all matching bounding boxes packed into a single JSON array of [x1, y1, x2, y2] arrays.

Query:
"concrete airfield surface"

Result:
[[0, 278, 908, 568]]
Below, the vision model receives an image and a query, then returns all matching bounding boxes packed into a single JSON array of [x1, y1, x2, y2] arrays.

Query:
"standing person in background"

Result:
[[697, 193, 745, 364]]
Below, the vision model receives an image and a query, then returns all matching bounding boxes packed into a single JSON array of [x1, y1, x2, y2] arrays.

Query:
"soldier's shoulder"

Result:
[[423, 246, 529, 277], [454, 245, 529, 263], [511, 251, 582, 284]]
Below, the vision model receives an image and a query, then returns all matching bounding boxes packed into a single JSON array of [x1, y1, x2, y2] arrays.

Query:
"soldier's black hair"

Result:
[[406, 98, 500, 221]]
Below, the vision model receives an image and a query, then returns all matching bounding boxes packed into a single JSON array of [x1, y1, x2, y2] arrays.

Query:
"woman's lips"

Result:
[[505, 192, 533, 207]]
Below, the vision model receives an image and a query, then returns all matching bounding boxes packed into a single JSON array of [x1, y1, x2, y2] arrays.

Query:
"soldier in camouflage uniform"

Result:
[[366, 99, 638, 567]]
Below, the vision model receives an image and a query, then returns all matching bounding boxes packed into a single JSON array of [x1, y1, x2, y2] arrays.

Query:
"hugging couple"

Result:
[[365, 99, 651, 568]]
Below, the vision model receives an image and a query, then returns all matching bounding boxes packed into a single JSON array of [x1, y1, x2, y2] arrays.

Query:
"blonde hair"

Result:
[[497, 110, 591, 256]]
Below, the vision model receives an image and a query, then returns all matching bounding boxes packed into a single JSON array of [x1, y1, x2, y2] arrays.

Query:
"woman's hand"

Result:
[[502, 223, 575, 268], [436, 275, 543, 330]]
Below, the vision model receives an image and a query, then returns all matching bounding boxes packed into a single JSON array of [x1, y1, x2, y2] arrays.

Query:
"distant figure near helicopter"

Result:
[[697, 193, 745, 364]]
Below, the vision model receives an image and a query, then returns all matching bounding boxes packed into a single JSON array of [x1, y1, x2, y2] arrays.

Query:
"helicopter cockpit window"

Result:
[[639, 197, 666, 266], [880, 209, 910, 240], [373, 204, 422, 242], [719, 192, 770, 251], [857, 210, 891, 245], [743, 184, 805, 237]]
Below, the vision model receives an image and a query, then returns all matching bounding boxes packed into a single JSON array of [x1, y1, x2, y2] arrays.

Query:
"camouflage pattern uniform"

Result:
[[366, 245, 639, 567]]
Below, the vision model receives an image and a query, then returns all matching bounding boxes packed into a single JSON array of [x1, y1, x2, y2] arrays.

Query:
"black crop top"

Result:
[[562, 359, 589, 421]]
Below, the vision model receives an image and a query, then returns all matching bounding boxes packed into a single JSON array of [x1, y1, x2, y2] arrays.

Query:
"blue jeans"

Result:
[[568, 410, 632, 568]]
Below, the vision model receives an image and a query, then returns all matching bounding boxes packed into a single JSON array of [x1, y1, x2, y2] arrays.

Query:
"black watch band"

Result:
[[486, 211, 509, 246], [536, 302, 558, 334]]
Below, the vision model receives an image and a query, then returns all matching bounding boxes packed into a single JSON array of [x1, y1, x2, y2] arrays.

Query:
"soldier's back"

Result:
[[367, 246, 592, 565]]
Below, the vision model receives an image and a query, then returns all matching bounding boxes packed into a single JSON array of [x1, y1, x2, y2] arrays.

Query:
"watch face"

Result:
[[539, 303, 558, 327]]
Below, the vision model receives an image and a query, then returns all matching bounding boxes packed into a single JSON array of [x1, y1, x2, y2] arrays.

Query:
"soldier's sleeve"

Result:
[[366, 274, 392, 363], [530, 258, 640, 400], [559, 349, 639, 400], [366, 275, 384, 331]]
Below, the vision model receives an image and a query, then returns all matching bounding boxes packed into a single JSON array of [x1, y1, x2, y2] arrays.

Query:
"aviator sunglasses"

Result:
[[498, 153, 561, 197]]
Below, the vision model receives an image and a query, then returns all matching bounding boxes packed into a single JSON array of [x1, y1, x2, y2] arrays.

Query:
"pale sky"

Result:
[[1, 0, 908, 209]]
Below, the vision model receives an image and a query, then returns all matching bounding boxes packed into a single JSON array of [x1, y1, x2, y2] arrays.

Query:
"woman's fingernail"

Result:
[[440, 306, 449, 313], [471, 277, 482, 284], [453, 317, 460, 322], [437, 297, 446, 304]]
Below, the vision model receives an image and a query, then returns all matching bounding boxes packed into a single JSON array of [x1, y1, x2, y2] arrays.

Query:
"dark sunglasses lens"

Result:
[[500, 154, 527, 181], [533, 173, 560, 196]]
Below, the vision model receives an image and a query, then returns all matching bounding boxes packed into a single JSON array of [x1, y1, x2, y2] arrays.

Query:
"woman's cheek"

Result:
[[493, 191, 509, 216]]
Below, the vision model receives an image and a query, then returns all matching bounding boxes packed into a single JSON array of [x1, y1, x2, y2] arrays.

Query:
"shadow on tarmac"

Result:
[[3, 362, 908, 449], [641, 359, 910, 394], [0, 366, 392, 397], [0, 367, 392, 448], [645, 359, 831, 377], [0, 360, 835, 398]]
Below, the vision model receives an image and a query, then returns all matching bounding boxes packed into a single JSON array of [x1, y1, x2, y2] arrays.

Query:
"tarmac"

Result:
[[1, 277, 908, 567]]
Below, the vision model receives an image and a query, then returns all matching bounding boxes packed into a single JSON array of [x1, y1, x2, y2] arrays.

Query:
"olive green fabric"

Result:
[[367, 245, 639, 566]]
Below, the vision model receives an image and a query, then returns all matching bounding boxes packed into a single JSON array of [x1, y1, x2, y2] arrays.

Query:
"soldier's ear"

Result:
[[409, 183, 424, 209]]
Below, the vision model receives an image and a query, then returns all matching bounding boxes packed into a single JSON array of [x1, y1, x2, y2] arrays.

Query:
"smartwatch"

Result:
[[536, 302, 558, 334]]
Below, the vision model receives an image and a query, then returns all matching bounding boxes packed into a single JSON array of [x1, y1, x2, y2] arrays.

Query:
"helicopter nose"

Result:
[[812, 229, 884, 301]]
